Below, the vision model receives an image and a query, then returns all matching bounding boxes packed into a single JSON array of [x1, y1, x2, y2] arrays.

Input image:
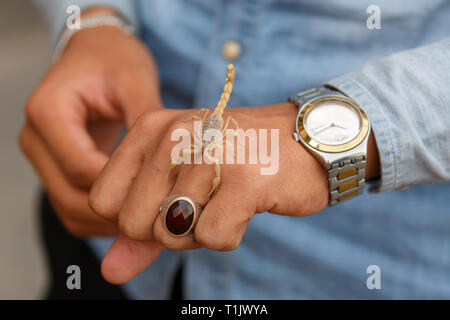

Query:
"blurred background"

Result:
[[0, 0, 49, 299]]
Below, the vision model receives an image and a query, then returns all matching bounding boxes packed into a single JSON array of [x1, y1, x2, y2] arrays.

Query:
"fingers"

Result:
[[112, 111, 256, 250], [101, 234, 163, 284], [90, 108, 255, 256], [111, 112, 201, 242], [56, 215, 118, 238], [152, 163, 255, 251], [115, 136, 175, 241], [26, 92, 110, 189], [19, 123, 118, 237], [89, 110, 176, 222], [152, 162, 214, 250], [111, 62, 164, 128], [100, 179, 254, 284], [193, 180, 255, 251]]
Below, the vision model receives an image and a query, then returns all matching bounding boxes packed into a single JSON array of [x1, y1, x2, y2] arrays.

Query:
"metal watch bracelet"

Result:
[[291, 87, 367, 206], [327, 155, 366, 205]]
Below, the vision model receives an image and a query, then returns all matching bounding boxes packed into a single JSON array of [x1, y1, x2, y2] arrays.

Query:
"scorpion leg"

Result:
[[203, 148, 221, 197], [208, 161, 221, 197], [167, 145, 203, 178], [221, 116, 240, 146], [229, 116, 246, 152], [220, 115, 240, 160], [220, 115, 239, 135], [167, 129, 202, 178], [183, 108, 210, 122]]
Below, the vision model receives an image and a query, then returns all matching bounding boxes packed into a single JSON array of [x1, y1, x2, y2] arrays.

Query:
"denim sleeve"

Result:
[[325, 38, 450, 193], [31, 0, 138, 48]]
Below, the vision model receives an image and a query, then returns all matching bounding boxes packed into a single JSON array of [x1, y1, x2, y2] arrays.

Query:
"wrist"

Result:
[[289, 86, 377, 205], [53, 8, 135, 62]]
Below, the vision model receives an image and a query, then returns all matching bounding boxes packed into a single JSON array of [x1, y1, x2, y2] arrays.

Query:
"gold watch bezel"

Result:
[[297, 96, 370, 153]]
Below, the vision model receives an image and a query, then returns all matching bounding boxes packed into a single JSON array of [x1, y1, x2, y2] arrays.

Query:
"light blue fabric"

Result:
[[34, 0, 450, 299], [31, 0, 139, 48]]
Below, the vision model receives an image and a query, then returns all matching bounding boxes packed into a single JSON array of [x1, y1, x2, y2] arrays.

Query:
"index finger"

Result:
[[26, 92, 111, 188]]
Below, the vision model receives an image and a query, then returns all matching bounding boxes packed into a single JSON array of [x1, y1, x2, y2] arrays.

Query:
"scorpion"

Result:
[[168, 64, 239, 197]]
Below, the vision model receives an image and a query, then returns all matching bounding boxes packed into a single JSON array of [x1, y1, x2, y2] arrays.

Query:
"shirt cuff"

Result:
[[33, 0, 139, 49], [325, 76, 397, 193]]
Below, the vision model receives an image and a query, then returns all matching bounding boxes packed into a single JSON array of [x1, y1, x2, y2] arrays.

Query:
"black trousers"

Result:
[[39, 192, 183, 300]]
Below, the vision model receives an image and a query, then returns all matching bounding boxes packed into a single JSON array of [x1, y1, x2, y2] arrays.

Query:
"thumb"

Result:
[[101, 234, 163, 284], [112, 68, 164, 128]]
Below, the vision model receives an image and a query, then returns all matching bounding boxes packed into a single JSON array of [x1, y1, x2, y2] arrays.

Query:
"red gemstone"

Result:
[[165, 200, 194, 235]]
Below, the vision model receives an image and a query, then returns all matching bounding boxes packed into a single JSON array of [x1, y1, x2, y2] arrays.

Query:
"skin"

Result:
[[19, 8, 163, 237], [20, 7, 380, 285], [89, 104, 380, 284]]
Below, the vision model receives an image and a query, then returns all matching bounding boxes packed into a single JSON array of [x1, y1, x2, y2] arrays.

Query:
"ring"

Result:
[[160, 194, 204, 237]]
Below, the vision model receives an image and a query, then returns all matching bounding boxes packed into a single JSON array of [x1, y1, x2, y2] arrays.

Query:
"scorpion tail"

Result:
[[214, 64, 235, 116]]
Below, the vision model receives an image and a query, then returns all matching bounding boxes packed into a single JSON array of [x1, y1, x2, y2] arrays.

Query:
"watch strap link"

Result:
[[328, 154, 366, 205], [289, 87, 339, 106]]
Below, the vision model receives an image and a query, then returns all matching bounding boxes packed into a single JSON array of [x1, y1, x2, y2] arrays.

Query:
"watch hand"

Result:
[[333, 123, 347, 130], [311, 123, 332, 135], [311, 122, 348, 136]]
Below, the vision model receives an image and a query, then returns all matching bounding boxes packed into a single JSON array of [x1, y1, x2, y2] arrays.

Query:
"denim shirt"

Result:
[[34, 0, 450, 299]]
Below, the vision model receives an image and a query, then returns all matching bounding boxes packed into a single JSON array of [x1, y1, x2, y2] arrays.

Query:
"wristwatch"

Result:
[[289, 87, 371, 205]]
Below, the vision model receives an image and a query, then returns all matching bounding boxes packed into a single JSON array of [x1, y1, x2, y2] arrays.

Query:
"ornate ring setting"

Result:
[[160, 194, 204, 237]]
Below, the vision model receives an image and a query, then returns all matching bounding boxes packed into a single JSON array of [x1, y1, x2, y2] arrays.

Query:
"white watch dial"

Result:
[[304, 100, 362, 145]]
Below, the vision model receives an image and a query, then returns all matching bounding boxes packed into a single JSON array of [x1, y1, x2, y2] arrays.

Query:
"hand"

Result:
[[91, 102, 365, 283], [19, 7, 163, 238], [90, 102, 380, 283]]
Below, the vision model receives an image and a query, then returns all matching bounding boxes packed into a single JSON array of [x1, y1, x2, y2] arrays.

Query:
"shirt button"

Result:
[[222, 40, 242, 61]]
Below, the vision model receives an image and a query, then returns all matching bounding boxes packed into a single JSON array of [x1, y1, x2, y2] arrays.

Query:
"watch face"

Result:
[[297, 96, 370, 153], [304, 99, 362, 146]]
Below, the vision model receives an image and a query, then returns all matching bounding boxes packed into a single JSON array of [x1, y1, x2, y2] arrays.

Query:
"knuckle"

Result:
[[18, 126, 30, 154], [193, 228, 210, 248], [118, 218, 136, 239], [134, 111, 158, 134], [223, 239, 240, 251], [214, 237, 239, 251], [153, 233, 179, 251], [24, 96, 38, 121], [63, 159, 90, 185], [88, 186, 107, 217], [194, 228, 237, 252], [25, 92, 47, 124], [169, 117, 191, 132], [118, 215, 148, 241]]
